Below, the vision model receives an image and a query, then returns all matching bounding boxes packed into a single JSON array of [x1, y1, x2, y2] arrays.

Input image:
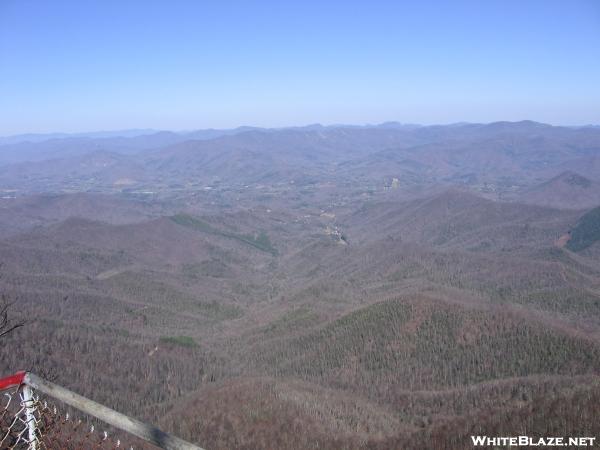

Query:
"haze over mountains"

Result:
[[2, 121, 600, 204], [1, 121, 600, 449]]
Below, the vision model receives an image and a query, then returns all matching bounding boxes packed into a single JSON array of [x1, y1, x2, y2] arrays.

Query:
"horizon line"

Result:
[[2, 119, 600, 140]]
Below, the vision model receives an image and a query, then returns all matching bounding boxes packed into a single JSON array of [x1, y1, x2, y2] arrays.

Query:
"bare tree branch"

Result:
[[0, 294, 26, 339]]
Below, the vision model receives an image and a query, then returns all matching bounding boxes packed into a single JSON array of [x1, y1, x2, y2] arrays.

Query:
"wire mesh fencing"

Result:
[[0, 372, 203, 450], [1, 384, 156, 449]]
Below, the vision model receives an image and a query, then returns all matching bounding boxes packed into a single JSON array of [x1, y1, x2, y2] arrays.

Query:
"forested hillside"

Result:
[[1, 123, 600, 449]]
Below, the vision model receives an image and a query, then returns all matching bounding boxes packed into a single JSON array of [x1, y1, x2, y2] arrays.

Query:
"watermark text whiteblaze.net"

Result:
[[471, 436, 596, 447]]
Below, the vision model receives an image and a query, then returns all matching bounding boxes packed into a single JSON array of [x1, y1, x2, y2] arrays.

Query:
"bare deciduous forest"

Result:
[[1, 122, 600, 448]]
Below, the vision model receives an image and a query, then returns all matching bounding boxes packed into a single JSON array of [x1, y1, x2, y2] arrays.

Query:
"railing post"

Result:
[[24, 372, 203, 450], [22, 384, 38, 450], [1, 371, 203, 450]]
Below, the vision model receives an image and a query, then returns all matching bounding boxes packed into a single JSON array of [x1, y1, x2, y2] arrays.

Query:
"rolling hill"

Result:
[[2, 123, 600, 448], [519, 171, 600, 209]]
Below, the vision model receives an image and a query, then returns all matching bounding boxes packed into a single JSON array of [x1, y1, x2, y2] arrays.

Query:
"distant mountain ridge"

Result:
[[1, 121, 600, 211], [0, 122, 422, 148], [519, 171, 600, 210]]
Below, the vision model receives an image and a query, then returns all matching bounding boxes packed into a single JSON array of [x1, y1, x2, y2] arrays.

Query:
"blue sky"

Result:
[[0, 0, 599, 134]]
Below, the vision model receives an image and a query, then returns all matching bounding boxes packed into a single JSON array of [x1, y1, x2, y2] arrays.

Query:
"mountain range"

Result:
[[1, 121, 600, 449]]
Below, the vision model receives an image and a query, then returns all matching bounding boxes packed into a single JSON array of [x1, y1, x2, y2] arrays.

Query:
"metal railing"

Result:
[[0, 371, 204, 450]]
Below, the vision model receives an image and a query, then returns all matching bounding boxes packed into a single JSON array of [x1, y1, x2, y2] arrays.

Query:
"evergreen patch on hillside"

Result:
[[159, 335, 198, 348], [170, 214, 277, 255], [566, 207, 600, 252]]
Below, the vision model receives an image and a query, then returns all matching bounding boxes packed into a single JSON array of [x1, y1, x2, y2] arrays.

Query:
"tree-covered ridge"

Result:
[[567, 206, 600, 252], [170, 213, 277, 255]]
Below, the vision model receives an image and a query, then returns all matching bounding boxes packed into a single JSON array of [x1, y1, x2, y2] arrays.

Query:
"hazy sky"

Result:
[[0, 0, 599, 134]]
